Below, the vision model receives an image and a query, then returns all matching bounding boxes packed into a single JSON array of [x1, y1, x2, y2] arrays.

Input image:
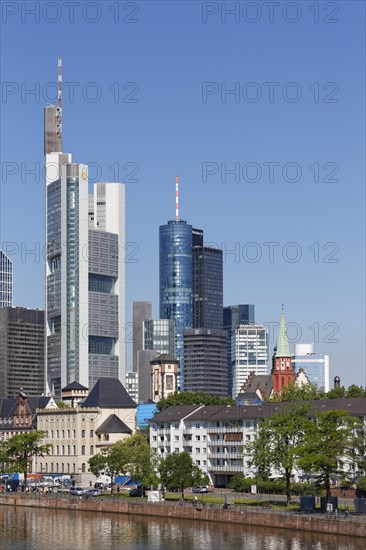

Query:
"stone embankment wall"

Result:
[[0, 494, 365, 539]]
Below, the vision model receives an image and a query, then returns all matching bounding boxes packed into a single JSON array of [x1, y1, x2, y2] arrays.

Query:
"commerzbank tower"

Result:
[[44, 57, 125, 396]]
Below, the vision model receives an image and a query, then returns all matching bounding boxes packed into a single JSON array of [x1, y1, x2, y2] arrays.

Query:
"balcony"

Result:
[[207, 426, 243, 434], [208, 439, 243, 446], [208, 464, 244, 473], [208, 452, 242, 459]]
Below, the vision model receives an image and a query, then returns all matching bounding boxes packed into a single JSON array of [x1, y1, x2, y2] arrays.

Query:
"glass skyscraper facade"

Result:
[[292, 344, 330, 391], [0, 250, 13, 308], [143, 319, 176, 357], [193, 246, 223, 330], [159, 220, 193, 388]]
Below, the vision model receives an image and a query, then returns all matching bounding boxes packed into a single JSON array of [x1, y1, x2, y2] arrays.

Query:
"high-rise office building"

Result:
[[45, 59, 125, 395], [224, 305, 255, 394], [193, 246, 223, 330], [159, 219, 194, 388], [223, 305, 255, 332], [0, 307, 45, 398], [137, 349, 158, 402], [132, 301, 152, 372], [0, 250, 13, 308], [183, 328, 228, 396], [143, 319, 176, 357], [231, 324, 268, 398], [292, 343, 330, 392]]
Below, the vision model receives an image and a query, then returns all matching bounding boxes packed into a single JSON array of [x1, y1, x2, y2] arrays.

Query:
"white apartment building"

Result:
[[231, 324, 269, 398], [150, 398, 366, 488]]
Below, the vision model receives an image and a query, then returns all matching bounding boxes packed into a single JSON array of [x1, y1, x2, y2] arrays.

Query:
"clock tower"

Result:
[[271, 306, 295, 394]]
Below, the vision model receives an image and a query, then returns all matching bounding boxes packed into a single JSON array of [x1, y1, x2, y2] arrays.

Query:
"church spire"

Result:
[[275, 305, 291, 357]]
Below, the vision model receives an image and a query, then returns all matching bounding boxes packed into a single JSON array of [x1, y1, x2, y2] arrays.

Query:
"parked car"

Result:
[[84, 489, 101, 497], [192, 486, 208, 494], [70, 487, 86, 496], [129, 487, 144, 497], [94, 482, 109, 491]]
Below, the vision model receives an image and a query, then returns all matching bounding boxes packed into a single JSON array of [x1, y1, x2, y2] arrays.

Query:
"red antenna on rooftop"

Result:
[[56, 55, 62, 143], [175, 176, 179, 221]]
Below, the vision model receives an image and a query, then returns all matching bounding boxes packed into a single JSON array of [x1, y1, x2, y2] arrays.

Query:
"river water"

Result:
[[1, 506, 365, 550]]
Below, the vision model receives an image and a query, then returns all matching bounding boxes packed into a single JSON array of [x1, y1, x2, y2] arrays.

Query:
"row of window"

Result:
[[52, 445, 94, 456], [154, 421, 256, 430], [40, 463, 88, 473], [47, 429, 94, 439]]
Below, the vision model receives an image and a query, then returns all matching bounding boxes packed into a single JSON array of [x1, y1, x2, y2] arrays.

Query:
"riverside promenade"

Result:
[[1, 493, 365, 539]]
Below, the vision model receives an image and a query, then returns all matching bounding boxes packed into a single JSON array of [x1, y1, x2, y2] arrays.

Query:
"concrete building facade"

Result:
[[231, 324, 268, 398], [150, 354, 178, 403], [150, 398, 366, 488], [36, 378, 136, 483], [0, 308, 45, 399], [132, 302, 152, 372], [183, 328, 228, 396]]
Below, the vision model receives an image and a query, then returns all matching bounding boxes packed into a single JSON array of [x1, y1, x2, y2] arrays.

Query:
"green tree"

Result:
[[89, 432, 158, 492], [156, 392, 235, 412], [268, 382, 325, 402], [117, 432, 158, 487], [326, 386, 346, 399], [298, 409, 356, 502], [248, 404, 311, 504], [55, 400, 69, 409], [158, 452, 207, 498], [345, 385, 366, 398], [88, 441, 127, 493], [0, 431, 51, 489]]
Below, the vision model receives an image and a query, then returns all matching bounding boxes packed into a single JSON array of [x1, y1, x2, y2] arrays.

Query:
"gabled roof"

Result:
[[0, 398, 17, 419], [150, 404, 202, 423], [240, 374, 273, 397], [149, 398, 366, 425], [236, 392, 263, 404], [0, 395, 55, 431], [95, 414, 132, 435], [80, 378, 137, 409], [62, 381, 88, 391]]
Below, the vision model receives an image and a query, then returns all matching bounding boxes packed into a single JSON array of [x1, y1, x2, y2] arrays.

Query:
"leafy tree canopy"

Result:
[[298, 409, 357, 502], [247, 403, 312, 504], [88, 432, 158, 490], [158, 452, 208, 498], [156, 392, 235, 411], [0, 431, 51, 488], [267, 382, 365, 402]]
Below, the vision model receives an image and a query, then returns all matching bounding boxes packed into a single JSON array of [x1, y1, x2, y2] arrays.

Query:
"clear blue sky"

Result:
[[0, 1, 365, 386]]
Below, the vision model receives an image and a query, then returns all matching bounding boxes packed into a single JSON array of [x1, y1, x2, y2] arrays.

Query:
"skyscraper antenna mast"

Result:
[[175, 176, 179, 221], [56, 55, 62, 143]]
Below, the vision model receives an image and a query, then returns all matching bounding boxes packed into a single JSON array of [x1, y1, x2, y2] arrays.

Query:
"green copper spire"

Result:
[[275, 305, 291, 357]]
